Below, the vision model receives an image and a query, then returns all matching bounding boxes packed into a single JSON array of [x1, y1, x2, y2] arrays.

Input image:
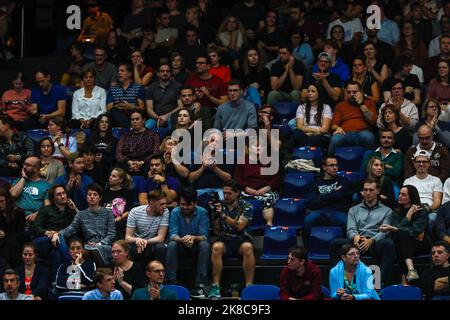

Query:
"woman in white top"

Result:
[[48, 116, 77, 161], [293, 84, 333, 150], [216, 15, 246, 67], [70, 68, 106, 129]]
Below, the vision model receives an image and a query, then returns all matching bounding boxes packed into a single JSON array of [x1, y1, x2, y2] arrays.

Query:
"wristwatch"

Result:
[[58, 143, 64, 148]]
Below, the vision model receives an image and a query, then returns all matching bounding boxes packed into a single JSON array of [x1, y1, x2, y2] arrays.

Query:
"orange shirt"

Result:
[[209, 65, 231, 84], [332, 99, 377, 132]]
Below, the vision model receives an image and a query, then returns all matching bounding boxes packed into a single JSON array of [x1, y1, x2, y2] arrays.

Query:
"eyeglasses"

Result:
[[259, 111, 271, 115], [415, 160, 429, 164], [418, 136, 432, 140]]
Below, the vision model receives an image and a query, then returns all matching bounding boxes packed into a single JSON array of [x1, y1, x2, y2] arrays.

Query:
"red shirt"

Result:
[[279, 261, 323, 300], [186, 74, 227, 110], [209, 65, 231, 84]]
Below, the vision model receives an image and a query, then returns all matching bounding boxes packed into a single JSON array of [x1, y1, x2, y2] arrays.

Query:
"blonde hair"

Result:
[[110, 167, 132, 190]]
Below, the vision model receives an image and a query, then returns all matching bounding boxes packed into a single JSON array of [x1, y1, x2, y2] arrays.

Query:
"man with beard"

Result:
[[144, 63, 181, 129], [138, 153, 179, 208], [166, 187, 210, 298], [328, 81, 377, 155], [0, 269, 32, 300], [106, 63, 145, 127]]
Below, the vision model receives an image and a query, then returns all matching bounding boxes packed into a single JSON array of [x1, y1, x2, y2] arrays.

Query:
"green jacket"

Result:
[[131, 285, 178, 300], [391, 208, 429, 239], [361, 149, 404, 183], [33, 205, 76, 237]]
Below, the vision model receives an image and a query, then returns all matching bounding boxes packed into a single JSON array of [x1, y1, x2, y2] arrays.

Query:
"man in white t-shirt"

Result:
[[404, 150, 443, 213]]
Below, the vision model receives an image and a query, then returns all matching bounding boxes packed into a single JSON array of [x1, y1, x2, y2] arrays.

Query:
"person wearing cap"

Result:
[[54, 153, 94, 211], [312, 40, 350, 84], [301, 51, 343, 110], [328, 80, 377, 155], [267, 43, 306, 105], [77, 0, 113, 46], [403, 149, 443, 213], [404, 124, 450, 183]]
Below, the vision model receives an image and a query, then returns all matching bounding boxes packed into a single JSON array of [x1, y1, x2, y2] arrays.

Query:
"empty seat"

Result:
[[292, 147, 323, 167], [273, 198, 306, 230], [273, 102, 298, 124], [271, 124, 291, 140], [154, 127, 170, 139], [241, 284, 280, 300], [247, 198, 264, 230], [308, 226, 342, 260], [381, 285, 422, 300], [27, 129, 49, 143], [261, 226, 297, 260], [334, 146, 365, 172], [282, 172, 315, 198], [337, 171, 360, 184], [112, 127, 130, 140], [163, 284, 190, 300]]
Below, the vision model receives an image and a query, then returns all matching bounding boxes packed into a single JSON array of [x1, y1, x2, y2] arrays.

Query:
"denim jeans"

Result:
[[328, 130, 375, 155], [165, 240, 210, 284], [34, 235, 71, 275]]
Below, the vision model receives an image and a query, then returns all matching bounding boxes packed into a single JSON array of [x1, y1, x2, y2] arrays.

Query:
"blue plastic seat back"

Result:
[[241, 284, 280, 300], [57, 294, 83, 300], [381, 285, 422, 300], [321, 285, 331, 298], [292, 147, 323, 167], [131, 176, 146, 206], [283, 172, 315, 198], [27, 129, 50, 143], [163, 284, 190, 300], [154, 127, 170, 139], [261, 226, 297, 260], [308, 226, 342, 260], [273, 102, 298, 124], [334, 146, 365, 172], [112, 127, 130, 140], [337, 171, 360, 184], [274, 198, 306, 229], [247, 198, 264, 230], [271, 124, 291, 140]]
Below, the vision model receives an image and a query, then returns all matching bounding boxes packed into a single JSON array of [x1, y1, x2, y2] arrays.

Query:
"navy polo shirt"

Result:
[[31, 83, 67, 115]]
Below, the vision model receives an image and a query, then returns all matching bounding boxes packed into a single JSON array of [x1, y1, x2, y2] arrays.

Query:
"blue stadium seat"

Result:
[[308, 226, 342, 260], [271, 124, 291, 140], [71, 128, 92, 138], [247, 198, 264, 230], [261, 226, 297, 260], [359, 150, 375, 178], [154, 127, 170, 139], [57, 294, 83, 300], [337, 171, 360, 184], [321, 285, 330, 298], [381, 285, 422, 300], [273, 198, 306, 230], [163, 284, 190, 300], [273, 102, 298, 124], [131, 176, 146, 205], [27, 129, 49, 143], [292, 146, 323, 167], [282, 172, 315, 198], [241, 284, 280, 300], [0, 176, 17, 185], [112, 127, 130, 140], [334, 146, 365, 172]]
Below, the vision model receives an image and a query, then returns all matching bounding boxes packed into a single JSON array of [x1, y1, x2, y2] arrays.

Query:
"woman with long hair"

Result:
[[38, 137, 65, 184], [380, 185, 430, 284], [216, 15, 247, 68], [159, 136, 189, 182], [170, 52, 188, 84], [91, 113, 117, 170], [427, 60, 450, 103], [0, 186, 25, 268], [393, 21, 427, 69], [379, 104, 412, 154], [362, 41, 389, 86], [350, 57, 380, 103], [15, 243, 49, 300], [238, 48, 270, 108], [330, 24, 354, 65], [70, 68, 107, 129], [111, 240, 146, 300], [363, 157, 395, 208], [102, 168, 133, 239], [293, 84, 332, 149], [54, 237, 96, 298], [48, 116, 77, 162]]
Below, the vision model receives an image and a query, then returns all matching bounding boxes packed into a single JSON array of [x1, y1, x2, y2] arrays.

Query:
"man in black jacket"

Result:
[[422, 241, 450, 300]]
